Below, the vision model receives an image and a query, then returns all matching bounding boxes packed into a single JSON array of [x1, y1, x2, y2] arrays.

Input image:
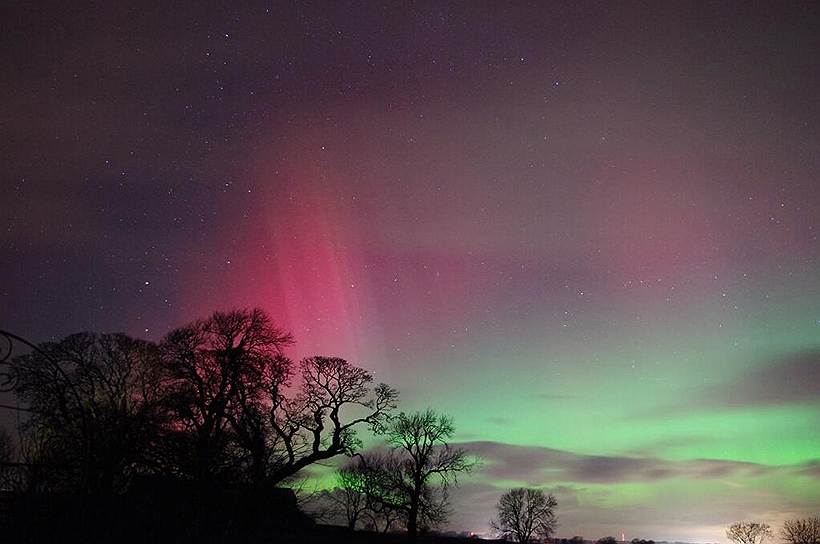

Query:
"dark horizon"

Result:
[[2, 1, 819, 542]]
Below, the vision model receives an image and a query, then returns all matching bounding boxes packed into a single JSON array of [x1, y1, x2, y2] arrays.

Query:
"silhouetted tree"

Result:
[[159, 308, 293, 483], [781, 517, 820, 544], [161, 308, 398, 486], [491, 487, 558, 542], [12, 332, 166, 494], [9, 424, 62, 493], [598, 536, 618, 544], [364, 409, 476, 539], [338, 452, 406, 533], [314, 455, 404, 533], [329, 460, 371, 530], [363, 495, 404, 534], [265, 355, 397, 485], [3, 310, 399, 543], [726, 522, 773, 544], [8, 307, 396, 498]]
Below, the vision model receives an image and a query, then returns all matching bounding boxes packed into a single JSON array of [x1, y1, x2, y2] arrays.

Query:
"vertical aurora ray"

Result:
[[217, 106, 820, 541]]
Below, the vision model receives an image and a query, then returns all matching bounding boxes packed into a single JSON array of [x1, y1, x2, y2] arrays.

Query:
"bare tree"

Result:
[[491, 488, 558, 543], [726, 522, 773, 544], [8, 307, 395, 496], [162, 309, 398, 486], [12, 332, 166, 494], [160, 308, 293, 483], [328, 461, 371, 529], [782, 517, 820, 544], [363, 410, 475, 538], [309, 452, 403, 533], [364, 498, 404, 534], [266, 356, 397, 485], [340, 451, 405, 533]]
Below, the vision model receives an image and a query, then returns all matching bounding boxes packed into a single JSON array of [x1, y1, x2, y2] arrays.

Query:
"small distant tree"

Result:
[[570, 537, 585, 544], [726, 522, 773, 544], [491, 488, 558, 543], [598, 537, 618, 544], [631, 539, 654, 544], [781, 517, 820, 544]]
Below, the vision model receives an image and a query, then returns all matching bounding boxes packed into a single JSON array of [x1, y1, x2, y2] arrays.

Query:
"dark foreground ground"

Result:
[[283, 525, 494, 544], [0, 487, 498, 544], [5, 515, 493, 544]]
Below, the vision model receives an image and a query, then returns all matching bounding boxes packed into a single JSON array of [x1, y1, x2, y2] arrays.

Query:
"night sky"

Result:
[[2, 2, 820, 541]]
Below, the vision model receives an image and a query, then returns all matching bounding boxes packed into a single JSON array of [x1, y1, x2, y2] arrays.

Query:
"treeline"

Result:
[[0, 308, 474, 540]]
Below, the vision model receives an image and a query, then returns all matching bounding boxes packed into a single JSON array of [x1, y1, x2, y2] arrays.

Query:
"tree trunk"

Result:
[[408, 501, 419, 539], [251, 446, 266, 488]]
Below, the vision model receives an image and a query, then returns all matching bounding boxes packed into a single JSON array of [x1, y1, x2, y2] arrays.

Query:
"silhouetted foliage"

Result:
[[158, 308, 294, 484], [726, 522, 773, 544], [344, 451, 409, 532], [12, 332, 167, 494], [266, 355, 398, 484], [0, 310, 485, 543], [158, 308, 397, 487], [598, 537, 618, 544], [328, 459, 372, 530], [490, 487, 558, 542], [354, 410, 475, 539], [781, 517, 820, 544], [311, 455, 404, 534], [362, 492, 405, 534]]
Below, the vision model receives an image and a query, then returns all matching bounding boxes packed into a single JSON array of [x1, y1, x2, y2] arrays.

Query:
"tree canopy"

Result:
[[491, 487, 558, 543], [6, 308, 397, 494]]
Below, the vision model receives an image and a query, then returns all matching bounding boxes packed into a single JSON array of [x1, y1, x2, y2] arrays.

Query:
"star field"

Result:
[[1, 2, 819, 541]]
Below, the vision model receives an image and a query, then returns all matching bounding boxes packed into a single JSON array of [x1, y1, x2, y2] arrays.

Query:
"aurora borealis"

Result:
[[2, 2, 819, 541]]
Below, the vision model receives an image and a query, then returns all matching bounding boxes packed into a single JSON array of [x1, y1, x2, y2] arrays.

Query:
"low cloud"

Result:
[[458, 441, 808, 485], [715, 351, 820, 408], [635, 349, 820, 419], [796, 460, 820, 478], [446, 441, 819, 541], [486, 416, 513, 426]]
